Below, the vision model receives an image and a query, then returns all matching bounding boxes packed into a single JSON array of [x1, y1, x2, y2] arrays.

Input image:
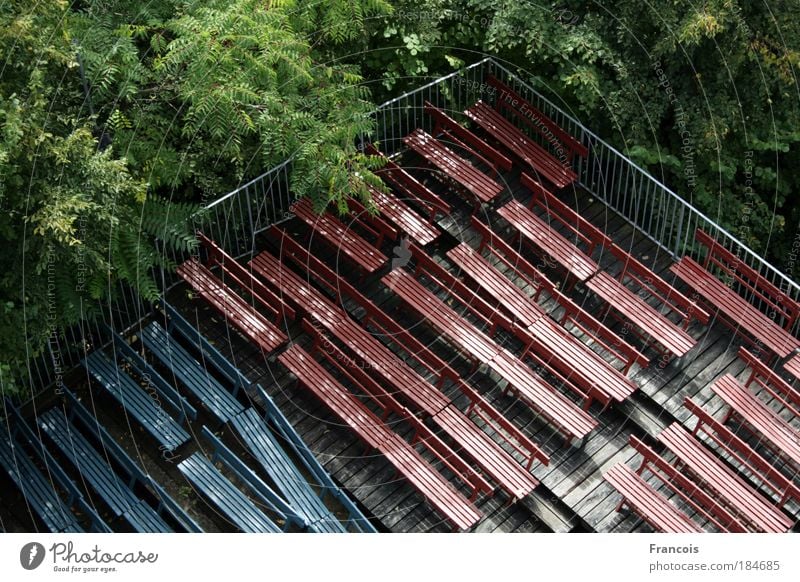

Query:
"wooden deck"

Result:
[[5, 152, 798, 534]]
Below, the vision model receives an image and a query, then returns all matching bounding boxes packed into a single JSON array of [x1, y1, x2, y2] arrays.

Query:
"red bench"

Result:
[[740, 347, 800, 421], [497, 199, 599, 283], [382, 268, 597, 443], [198, 232, 296, 327], [783, 352, 800, 383], [670, 229, 800, 358], [710, 373, 800, 469], [366, 184, 440, 246], [657, 423, 793, 532], [255, 230, 548, 498], [423, 101, 513, 175], [415, 242, 637, 409], [278, 344, 482, 530], [684, 397, 800, 506], [465, 101, 578, 189], [176, 258, 287, 355], [603, 463, 703, 533], [290, 198, 387, 274], [585, 271, 697, 358], [486, 75, 589, 163], [364, 143, 452, 220], [626, 435, 746, 532], [470, 216, 648, 372], [403, 128, 504, 208]]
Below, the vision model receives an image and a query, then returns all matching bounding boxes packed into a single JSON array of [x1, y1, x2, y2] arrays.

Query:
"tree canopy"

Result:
[[1, 0, 798, 397]]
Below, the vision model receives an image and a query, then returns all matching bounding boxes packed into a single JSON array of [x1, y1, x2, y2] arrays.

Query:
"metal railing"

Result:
[[14, 57, 800, 400]]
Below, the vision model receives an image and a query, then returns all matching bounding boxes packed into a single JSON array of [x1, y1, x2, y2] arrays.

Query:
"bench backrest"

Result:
[[696, 229, 800, 330], [486, 75, 588, 160], [197, 232, 295, 325], [521, 173, 610, 254]]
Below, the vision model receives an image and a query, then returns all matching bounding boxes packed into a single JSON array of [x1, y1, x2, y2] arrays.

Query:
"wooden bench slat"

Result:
[[447, 242, 636, 404], [0, 434, 83, 532], [261, 233, 546, 497], [486, 75, 589, 160], [403, 128, 503, 204], [369, 186, 441, 246], [291, 198, 387, 273], [229, 408, 344, 533]]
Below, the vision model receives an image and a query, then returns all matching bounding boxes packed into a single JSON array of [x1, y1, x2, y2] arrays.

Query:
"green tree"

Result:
[[0, 0, 197, 398]]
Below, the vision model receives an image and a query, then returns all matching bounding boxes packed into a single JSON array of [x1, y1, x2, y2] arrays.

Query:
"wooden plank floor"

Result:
[[159, 154, 799, 533]]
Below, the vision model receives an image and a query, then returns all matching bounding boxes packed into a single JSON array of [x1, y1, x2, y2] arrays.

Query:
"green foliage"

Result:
[[0, 1, 198, 398]]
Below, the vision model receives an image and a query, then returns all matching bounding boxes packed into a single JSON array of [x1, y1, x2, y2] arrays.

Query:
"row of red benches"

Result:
[[605, 344, 799, 532]]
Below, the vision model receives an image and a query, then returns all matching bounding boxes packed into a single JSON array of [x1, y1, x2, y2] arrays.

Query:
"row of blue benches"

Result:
[[1, 301, 374, 533]]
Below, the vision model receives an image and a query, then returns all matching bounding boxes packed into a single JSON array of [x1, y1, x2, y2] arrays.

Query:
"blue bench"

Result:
[[140, 321, 245, 424], [38, 406, 169, 531], [83, 349, 191, 452], [159, 301, 375, 532], [61, 389, 202, 533], [178, 427, 303, 533], [1, 404, 109, 533], [108, 328, 199, 425], [229, 408, 343, 533]]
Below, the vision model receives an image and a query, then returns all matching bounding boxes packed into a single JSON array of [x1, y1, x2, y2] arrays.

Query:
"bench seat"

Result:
[[178, 453, 281, 533], [38, 408, 172, 532], [671, 254, 800, 358], [465, 101, 577, 189], [291, 198, 387, 273], [177, 258, 287, 354], [711, 374, 800, 468], [604, 463, 703, 533], [403, 128, 503, 205], [0, 434, 84, 532], [383, 269, 597, 442], [83, 350, 190, 452], [586, 271, 697, 357], [369, 186, 440, 246], [140, 322, 245, 424], [498, 199, 599, 282]]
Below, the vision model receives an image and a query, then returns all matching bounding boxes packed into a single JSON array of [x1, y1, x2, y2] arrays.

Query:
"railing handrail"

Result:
[[205, 158, 292, 210]]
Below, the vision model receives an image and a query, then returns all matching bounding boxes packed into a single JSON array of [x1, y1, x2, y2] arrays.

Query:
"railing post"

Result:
[[673, 204, 686, 257]]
